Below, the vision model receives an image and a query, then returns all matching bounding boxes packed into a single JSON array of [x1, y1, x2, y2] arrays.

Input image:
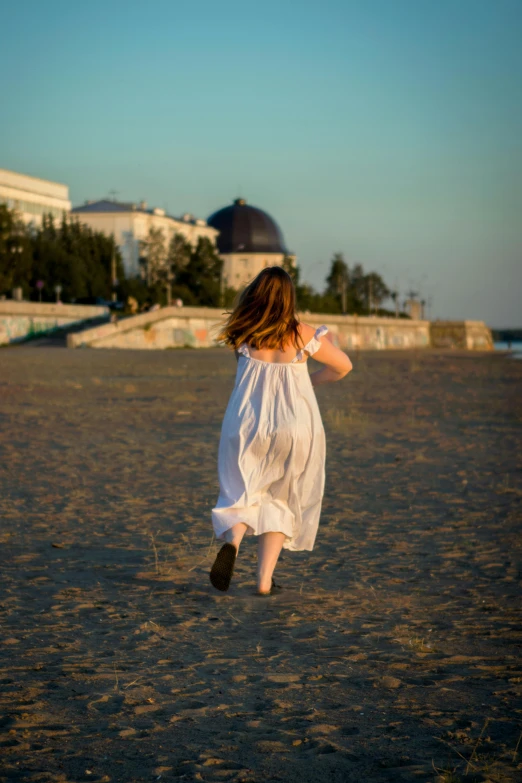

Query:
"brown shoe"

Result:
[[210, 543, 237, 592]]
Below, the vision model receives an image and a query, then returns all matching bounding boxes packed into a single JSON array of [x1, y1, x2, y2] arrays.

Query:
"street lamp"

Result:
[[391, 290, 399, 318], [9, 244, 23, 300], [111, 246, 119, 302], [54, 284, 62, 304]]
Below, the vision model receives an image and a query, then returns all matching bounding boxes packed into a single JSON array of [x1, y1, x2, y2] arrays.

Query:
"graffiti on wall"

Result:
[[0, 316, 72, 345]]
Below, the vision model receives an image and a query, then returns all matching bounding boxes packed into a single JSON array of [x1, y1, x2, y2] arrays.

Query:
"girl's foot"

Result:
[[255, 578, 282, 596], [256, 531, 286, 595], [210, 543, 237, 591]]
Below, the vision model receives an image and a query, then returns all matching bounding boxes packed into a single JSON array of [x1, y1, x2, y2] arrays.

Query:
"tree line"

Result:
[[283, 253, 396, 316], [0, 205, 125, 304], [0, 203, 401, 316]]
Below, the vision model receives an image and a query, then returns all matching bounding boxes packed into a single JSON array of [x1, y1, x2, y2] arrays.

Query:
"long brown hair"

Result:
[[217, 266, 302, 351]]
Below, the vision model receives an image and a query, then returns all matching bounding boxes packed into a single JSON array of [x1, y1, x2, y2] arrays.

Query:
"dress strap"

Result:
[[292, 325, 329, 362], [237, 343, 250, 358]]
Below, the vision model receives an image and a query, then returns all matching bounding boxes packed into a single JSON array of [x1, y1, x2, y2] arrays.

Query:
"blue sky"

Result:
[[1, 0, 521, 326]]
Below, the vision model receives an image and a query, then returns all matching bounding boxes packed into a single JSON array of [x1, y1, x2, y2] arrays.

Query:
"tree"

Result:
[[167, 233, 192, 281], [295, 282, 335, 314], [0, 201, 398, 315], [176, 237, 223, 307], [0, 204, 33, 296], [0, 206, 124, 302], [347, 263, 366, 313], [300, 257, 393, 316], [325, 253, 350, 314], [139, 227, 167, 287], [87, 226, 124, 299], [53, 212, 89, 300], [365, 271, 390, 314], [28, 214, 123, 303], [282, 255, 299, 285]]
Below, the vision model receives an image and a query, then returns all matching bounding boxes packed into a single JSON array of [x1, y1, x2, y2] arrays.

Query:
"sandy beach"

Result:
[[0, 345, 521, 783]]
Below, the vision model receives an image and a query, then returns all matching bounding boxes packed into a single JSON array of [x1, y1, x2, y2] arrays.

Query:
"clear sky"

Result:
[[1, 0, 521, 326]]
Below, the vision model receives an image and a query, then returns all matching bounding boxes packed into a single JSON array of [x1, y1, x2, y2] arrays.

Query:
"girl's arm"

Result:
[[308, 332, 353, 386]]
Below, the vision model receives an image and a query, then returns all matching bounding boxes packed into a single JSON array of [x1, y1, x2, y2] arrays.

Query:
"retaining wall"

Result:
[[0, 301, 110, 345], [0, 301, 493, 351], [430, 320, 494, 351], [67, 307, 433, 350]]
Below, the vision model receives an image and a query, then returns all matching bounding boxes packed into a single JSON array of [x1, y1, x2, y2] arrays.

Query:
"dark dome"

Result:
[[207, 198, 288, 254]]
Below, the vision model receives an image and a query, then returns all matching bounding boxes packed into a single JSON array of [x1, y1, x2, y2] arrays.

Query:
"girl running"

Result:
[[210, 266, 352, 595]]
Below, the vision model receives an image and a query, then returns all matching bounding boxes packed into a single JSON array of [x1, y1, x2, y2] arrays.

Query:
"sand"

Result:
[[0, 345, 521, 783]]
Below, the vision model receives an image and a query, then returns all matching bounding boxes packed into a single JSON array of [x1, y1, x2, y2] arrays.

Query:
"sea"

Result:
[[494, 341, 522, 359]]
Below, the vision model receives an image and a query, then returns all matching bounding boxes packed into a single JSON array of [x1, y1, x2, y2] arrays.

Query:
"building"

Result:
[[0, 168, 71, 227], [72, 199, 219, 278], [207, 198, 295, 289], [404, 298, 424, 320]]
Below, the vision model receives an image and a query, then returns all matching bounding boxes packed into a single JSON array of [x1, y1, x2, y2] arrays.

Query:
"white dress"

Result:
[[211, 325, 328, 552]]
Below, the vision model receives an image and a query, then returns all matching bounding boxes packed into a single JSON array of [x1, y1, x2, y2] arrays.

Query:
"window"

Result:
[[4, 198, 66, 219]]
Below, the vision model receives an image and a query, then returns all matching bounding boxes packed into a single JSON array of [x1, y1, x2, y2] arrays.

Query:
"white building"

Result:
[[0, 168, 71, 227], [207, 198, 295, 289], [72, 199, 219, 278]]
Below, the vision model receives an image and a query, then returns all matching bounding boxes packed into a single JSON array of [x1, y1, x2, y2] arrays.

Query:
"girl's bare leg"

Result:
[[224, 522, 248, 552], [257, 532, 286, 593]]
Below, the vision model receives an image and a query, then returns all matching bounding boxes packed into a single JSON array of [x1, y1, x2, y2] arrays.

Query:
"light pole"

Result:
[[220, 266, 225, 309], [111, 246, 118, 302], [391, 290, 399, 318], [54, 284, 62, 303], [9, 241, 23, 300]]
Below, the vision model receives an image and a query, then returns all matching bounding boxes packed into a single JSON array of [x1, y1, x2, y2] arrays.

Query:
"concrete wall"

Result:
[[430, 320, 494, 351], [0, 300, 493, 352], [0, 301, 109, 345], [67, 306, 436, 351]]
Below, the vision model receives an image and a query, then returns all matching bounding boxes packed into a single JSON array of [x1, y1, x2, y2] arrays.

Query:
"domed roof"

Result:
[[207, 198, 288, 255]]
